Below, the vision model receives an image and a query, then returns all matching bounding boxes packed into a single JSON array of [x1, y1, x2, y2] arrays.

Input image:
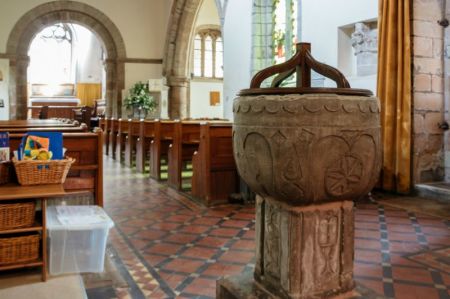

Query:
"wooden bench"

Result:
[[0, 119, 77, 128], [167, 121, 201, 190], [103, 118, 112, 155], [149, 120, 176, 180], [8, 131, 103, 206], [108, 119, 119, 159], [29, 106, 80, 119], [124, 119, 141, 167], [115, 119, 129, 163], [72, 106, 93, 129], [0, 124, 88, 133], [135, 120, 157, 173], [99, 117, 106, 132], [90, 99, 106, 129], [191, 122, 238, 206]]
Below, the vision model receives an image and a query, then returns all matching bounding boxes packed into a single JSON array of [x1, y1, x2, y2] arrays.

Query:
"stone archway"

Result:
[[6, 1, 126, 119], [164, 0, 226, 119], [163, 0, 203, 119]]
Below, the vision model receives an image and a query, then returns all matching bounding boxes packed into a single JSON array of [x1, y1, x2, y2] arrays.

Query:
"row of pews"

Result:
[[0, 119, 103, 206], [99, 118, 239, 206]]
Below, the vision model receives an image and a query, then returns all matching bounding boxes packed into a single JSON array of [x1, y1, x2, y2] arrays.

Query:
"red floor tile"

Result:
[[210, 227, 240, 237], [203, 262, 245, 277], [163, 258, 204, 273], [219, 250, 254, 264], [192, 217, 221, 226], [150, 222, 181, 231], [159, 272, 187, 289], [394, 283, 440, 299], [164, 233, 199, 244], [231, 240, 255, 251], [358, 279, 385, 296], [182, 277, 217, 297], [142, 253, 168, 265], [181, 246, 218, 260], [354, 262, 383, 278], [197, 236, 230, 248], [222, 219, 251, 228], [180, 225, 210, 234], [392, 267, 434, 284], [146, 243, 183, 256], [134, 229, 167, 241], [355, 249, 382, 263]]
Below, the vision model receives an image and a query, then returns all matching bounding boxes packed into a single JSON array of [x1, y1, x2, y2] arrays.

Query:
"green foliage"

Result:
[[123, 81, 157, 112]]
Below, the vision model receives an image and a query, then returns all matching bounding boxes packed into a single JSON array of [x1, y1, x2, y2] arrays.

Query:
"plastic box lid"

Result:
[[47, 205, 114, 231]]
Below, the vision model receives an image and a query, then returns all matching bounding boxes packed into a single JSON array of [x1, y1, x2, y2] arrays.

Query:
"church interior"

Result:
[[0, 0, 448, 298]]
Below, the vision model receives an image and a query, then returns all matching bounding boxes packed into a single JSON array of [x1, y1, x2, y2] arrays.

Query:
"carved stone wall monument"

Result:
[[217, 43, 381, 299], [351, 22, 378, 76]]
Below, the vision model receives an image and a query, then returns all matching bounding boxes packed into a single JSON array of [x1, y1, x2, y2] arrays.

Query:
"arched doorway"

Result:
[[6, 1, 126, 119], [163, 0, 225, 119]]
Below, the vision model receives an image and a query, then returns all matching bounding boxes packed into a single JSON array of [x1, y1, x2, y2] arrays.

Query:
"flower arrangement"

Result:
[[123, 82, 157, 118]]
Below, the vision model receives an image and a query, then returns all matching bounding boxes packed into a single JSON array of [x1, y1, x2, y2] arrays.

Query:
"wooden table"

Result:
[[0, 120, 74, 128], [0, 184, 66, 281]]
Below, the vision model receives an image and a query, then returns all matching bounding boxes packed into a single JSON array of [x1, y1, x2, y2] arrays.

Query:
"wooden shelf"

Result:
[[0, 260, 43, 271], [70, 164, 98, 171], [0, 222, 42, 235], [0, 184, 66, 201]]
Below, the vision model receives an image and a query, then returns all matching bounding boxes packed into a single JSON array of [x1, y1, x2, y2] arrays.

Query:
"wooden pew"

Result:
[[99, 117, 106, 132], [72, 106, 93, 130], [149, 120, 176, 180], [115, 119, 129, 163], [8, 130, 103, 206], [135, 120, 157, 173], [29, 106, 81, 119], [167, 121, 201, 190], [124, 119, 141, 167], [108, 119, 119, 159], [104, 118, 112, 155], [0, 119, 76, 128], [191, 122, 238, 206], [0, 124, 88, 133]]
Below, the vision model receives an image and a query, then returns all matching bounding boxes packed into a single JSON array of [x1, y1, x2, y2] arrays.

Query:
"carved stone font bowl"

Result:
[[233, 93, 382, 205]]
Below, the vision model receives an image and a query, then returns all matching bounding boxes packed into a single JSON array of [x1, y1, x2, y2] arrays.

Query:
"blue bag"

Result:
[[18, 132, 63, 160]]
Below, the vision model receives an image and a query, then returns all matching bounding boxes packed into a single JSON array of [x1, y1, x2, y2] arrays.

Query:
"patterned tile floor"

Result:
[[88, 157, 450, 299]]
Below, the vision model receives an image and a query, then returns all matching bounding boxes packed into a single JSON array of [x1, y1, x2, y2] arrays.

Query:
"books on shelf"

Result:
[[0, 132, 9, 162]]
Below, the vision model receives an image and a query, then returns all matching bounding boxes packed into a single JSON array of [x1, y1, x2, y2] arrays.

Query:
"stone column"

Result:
[[9, 56, 29, 120], [104, 60, 117, 118], [168, 76, 189, 119]]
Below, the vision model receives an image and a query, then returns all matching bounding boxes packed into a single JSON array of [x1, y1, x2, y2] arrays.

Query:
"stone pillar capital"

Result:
[[167, 76, 190, 87]]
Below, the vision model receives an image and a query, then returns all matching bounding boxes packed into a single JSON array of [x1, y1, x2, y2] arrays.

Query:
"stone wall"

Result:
[[444, 0, 450, 181], [412, 0, 447, 183]]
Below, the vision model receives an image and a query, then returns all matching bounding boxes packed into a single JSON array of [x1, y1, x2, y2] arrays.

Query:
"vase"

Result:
[[139, 109, 148, 119], [133, 106, 141, 119]]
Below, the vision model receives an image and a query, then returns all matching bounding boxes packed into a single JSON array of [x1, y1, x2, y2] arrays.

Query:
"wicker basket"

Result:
[[13, 157, 75, 186], [0, 234, 40, 265], [0, 162, 11, 185], [0, 201, 35, 231]]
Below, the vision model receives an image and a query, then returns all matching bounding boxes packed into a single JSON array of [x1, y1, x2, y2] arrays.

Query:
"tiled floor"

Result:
[[89, 157, 450, 299]]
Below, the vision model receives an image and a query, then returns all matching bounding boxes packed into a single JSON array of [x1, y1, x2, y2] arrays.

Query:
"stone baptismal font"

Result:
[[217, 43, 381, 298]]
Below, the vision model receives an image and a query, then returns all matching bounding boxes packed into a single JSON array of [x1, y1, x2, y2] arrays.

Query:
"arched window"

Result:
[[28, 23, 74, 84], [192, 29, 223, 79]]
